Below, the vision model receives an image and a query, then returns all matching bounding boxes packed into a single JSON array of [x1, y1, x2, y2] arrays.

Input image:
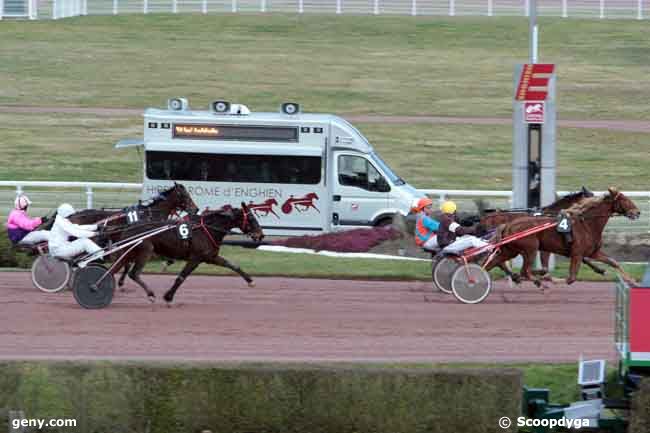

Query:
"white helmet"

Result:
[[57, 203, 76, 218], [14, 195, 31, 210]]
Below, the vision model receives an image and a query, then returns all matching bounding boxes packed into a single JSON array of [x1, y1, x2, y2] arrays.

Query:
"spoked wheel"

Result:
[[31, 255, 71, 293], [432, 256, 460, 294], [451, 263, 492, 304], [72, 264, 115, 309]]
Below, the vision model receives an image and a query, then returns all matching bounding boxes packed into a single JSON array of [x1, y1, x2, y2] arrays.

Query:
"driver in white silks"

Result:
[[48, 203, 102, 260]]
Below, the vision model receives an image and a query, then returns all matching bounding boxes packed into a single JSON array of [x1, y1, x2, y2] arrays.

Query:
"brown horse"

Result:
[[485, 188, 640, 286], [105, 202, 264, 303], [480, 186, 606, 277]]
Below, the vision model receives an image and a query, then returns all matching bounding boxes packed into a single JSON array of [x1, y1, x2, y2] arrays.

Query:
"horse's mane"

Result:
[[565, 195, 607, 217]]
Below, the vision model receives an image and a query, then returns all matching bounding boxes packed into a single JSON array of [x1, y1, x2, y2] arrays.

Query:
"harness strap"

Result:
[[199, 217, 221, 252]]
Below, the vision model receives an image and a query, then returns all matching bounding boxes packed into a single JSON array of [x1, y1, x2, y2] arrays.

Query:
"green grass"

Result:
[[0, 15, 649, 120], [2, 112, 650, 190]]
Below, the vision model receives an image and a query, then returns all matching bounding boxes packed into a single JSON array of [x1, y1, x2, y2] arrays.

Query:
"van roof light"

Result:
[[168, 98, 189, 111], [281, 102, 300, 115]]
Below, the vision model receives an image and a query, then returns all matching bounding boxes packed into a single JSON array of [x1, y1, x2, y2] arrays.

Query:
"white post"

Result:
[[0, 0, 3, 20], [336, 0, 341, 14], [525, 0, 529, 16], [231, 0, 236, 12], [373, 0, 378, 14], [599, 0, 604, 18], [260, 0, 265, 12], [487, 0, 492, 16], [202, 0, 207, 13], [86, 186, 93, 209], [16, 185, 23, 198], [29, 0, 36, 19], [143, 0, 148, 13], [449, 0, 454, 15], [112, 0, 118, 15], [298, 0, 303, 13], [562, 0, 567, 17], [83, 0, 87, 15], [173, 0, 178, 13], [411, 0, 416, 15], [637, 0, 642, 18]]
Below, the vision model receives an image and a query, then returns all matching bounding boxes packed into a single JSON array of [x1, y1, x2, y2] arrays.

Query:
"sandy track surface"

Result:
[[1, 105, 649, 132], [0, 272, 617, 363]]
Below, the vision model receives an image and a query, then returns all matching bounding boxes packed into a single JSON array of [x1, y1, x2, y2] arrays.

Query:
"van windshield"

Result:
[[370, 152, 404, 186]]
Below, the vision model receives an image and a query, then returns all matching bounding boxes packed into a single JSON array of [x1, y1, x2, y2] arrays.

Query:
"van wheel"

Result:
[[376, 217, 393, 227]]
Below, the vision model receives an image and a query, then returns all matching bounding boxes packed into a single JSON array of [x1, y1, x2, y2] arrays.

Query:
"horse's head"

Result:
[[238, 202, 264, 242], [609, 187, 640, 220], [163, 183, 199, 215]]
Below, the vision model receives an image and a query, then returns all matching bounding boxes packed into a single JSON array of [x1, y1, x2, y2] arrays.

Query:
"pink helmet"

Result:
[[14, 195, 31, 210]]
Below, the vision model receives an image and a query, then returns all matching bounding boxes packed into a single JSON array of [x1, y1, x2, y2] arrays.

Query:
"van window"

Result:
[[146, 151, 321, 184], [337, 155, 390, 192]]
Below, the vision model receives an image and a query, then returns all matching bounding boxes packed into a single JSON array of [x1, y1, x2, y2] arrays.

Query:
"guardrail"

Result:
[[0, 181, 648, 232]]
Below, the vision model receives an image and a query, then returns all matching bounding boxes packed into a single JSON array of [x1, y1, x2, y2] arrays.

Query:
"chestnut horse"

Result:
[[485, 188, 640, 286], [104, 203, 264, 303]]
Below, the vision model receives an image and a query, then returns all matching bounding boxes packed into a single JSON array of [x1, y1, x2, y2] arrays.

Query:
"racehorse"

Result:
[[484, 188, 640, 286], [479, 186, 606, 278], [105, 202, 264, 303]]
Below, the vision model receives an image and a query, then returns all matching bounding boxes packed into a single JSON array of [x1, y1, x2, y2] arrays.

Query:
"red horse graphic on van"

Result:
[[281, 193, 320, 214], [248, 198, 280, 219]]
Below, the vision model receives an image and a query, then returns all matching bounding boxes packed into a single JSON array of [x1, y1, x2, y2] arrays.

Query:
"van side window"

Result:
[[146, 151, 321, 184], [337, 155, 390, 192]]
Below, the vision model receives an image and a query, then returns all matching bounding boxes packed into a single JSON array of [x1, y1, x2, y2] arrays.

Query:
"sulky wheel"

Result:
[[432, 256, 460, 294], [451, 263, 492, 304], [31, 255, 71, 293], [72, 264, 115, 309]]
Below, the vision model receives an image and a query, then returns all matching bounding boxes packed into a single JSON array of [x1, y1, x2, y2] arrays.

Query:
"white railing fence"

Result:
[[3, 0, 644, 19], [0, 181, 648, 233]]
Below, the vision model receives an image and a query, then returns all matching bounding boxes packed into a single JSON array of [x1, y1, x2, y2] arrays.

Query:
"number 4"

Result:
[[559, 218, 569, 231]]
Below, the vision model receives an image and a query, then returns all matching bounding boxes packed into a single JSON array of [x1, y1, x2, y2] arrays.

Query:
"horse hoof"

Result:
[[248, 281, 256, 288]]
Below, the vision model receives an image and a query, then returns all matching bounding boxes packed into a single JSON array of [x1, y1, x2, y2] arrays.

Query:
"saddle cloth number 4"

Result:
[[556, 215, 572, 233], [177, 222, 192, 240]]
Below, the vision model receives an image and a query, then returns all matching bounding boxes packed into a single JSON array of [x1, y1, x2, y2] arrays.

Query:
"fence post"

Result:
[[112, 0, 118, 15], [525, 0, 529, 16], [373, 0, 378, 14], [487, 0, 492, 16], [562, 0, 567, 17], [260, 0, 265, 12], [83, 0, 87, 15], [411, 0, 416, 15], [202, 0, 207, 13], [336, 0, 341, 14], [173, 0, 178, 13], [298, 0, 303, 13], [448, 0, 454, 15], [231, 0, 236, 13], [143, 0, 148, 13], [0, 0, 3, 20], [600, 0, 604, 18], [638, 0, 643, 18], [86, 186, 93, 209]]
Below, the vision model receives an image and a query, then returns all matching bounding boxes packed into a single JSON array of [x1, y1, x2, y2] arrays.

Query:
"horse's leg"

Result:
[[207, 255, 255, 287], [118, 263, 131, 288], [567, 254, 583, 285], [582, 257, 607, 275], [127, 244, 156, 302], [521, 248, 542, 288], [163, 260, 200, 304], [588, 251, 637, 285]]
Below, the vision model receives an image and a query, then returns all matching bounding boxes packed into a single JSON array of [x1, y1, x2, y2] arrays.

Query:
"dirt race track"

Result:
[[0, 272, 618, 363]]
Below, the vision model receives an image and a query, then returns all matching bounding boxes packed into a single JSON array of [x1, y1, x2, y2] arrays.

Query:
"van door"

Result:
[[331, 152, 390, 228]]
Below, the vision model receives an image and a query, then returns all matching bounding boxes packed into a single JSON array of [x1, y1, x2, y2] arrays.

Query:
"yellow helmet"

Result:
[[440, 200, 457, 214]]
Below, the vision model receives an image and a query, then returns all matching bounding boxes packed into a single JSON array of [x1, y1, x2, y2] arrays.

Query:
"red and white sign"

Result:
[[516, 64, 555, 101], [524, 101, 545, 124]]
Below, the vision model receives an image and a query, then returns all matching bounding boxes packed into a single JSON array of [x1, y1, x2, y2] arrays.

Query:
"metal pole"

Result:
[[525, 0, 529, 16], [86, 186, 93, 209], [336, 0, 341, 14], [373, 0, 378, 14], [411, 0, 416, 15], [298, 0, 303, 13], [173, 0, 178, 13], [600, 0, 604, 18], [83, 0, 87, 15], [488, 0, 493, 16], [0, 0, 3, 20], [638, 0, 643, 19], [449, 0, 454, 16], [260, 0, 266, 12], [143, 0, 148, 13], [562, 0, 567, 17], [112, 0, 117, 15], [231, 0, 236, 12], [202, 0, 207, 13], [529, 0, 538, 63]]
